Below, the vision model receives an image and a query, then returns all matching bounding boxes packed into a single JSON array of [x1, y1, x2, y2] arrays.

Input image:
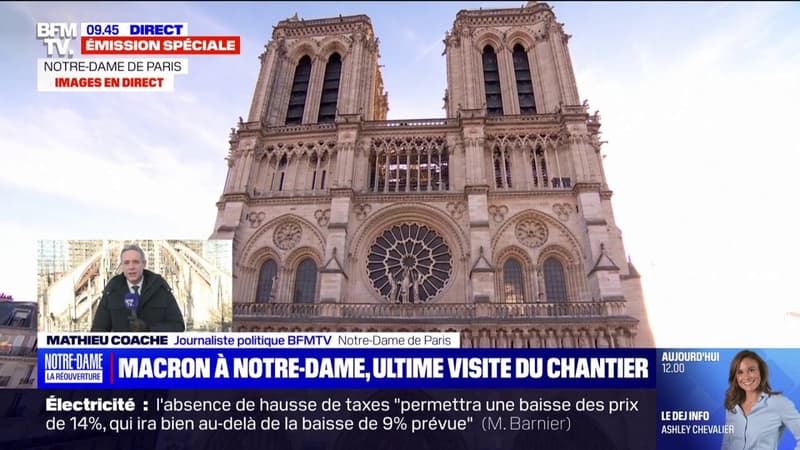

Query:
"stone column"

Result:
[[319, 192, 350, 303], [460, 112, 495, 303], [533, 33, 559, 113], [497, 44, 518, 115], [548, 22, 580, 105], [318, 118, 361, 303], [577, 187, 624, 304], [248, 40, 280, 123]]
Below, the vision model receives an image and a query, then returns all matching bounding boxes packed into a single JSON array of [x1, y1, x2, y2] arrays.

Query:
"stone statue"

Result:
[[537, 269, 546, 302], [578, 329, 590, 348], [268, 274, 277, 300], [397, 268, 412, 304], [411, 270, 420, 304], [545, 329, 558, 348], [387, 273, 398, 303], [596, 329, 611, 348], [561, 329, 574, 347]]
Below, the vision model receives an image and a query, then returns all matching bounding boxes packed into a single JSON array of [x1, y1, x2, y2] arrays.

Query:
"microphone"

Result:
[[124, 292, 139, 321]]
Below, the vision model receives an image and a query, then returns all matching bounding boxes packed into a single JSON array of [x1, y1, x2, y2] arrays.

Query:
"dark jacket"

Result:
[[91, 270, 185, 332]]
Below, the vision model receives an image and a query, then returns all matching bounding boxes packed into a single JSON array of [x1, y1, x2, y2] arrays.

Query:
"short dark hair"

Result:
[[120, 244, 147, 266]]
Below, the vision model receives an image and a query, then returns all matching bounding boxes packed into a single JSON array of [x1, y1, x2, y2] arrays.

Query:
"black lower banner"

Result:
[[1, 388, 655, 449]]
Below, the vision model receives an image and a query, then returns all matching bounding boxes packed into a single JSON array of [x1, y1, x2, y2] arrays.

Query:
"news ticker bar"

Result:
[[38, 339, 655, 389], [39, 332, 460, 349], [3, 389, 658, 449], [30, 348, 800, 449]]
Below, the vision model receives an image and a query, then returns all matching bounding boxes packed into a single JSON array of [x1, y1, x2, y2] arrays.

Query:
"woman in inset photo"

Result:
[[722, 350, 800, 450]]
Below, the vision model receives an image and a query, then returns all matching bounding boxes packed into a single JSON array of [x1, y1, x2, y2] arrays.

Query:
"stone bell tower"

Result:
[[212, 4, 654, 348], [247, 13, 388, 126], [441, 2, 653, 346], [212, 14, 388, 306]]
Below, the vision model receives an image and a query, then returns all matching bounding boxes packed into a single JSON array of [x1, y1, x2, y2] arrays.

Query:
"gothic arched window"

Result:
[[285, 55, 312, 125], [512, 44, 536, 114], [293, 258, 317, 304], [482, 45, 504, 116], [502, 259, 525, 303], [493, 148, 511, 188], [317, 53, 341, 123], [543, 257, 567, 303], [319, 154, 327, 189], [531, 145, 548, 188], [310, 154, 319, 189], [256, 259, 278, 303], [277, 155, 288, 191]]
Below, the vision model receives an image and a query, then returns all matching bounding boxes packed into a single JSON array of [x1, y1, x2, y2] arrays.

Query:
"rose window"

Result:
[[274, 221, 302, 250], [515, 219, 548, 248], [367, 224, 452, 303]]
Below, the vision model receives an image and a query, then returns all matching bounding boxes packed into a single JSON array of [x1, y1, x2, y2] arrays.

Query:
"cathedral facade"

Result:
[[212, 3, 654, 347]]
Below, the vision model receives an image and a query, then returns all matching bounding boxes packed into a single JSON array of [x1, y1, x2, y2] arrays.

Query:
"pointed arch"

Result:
[[285, 39, 318, 63], [285, 55, 312, 125], [318, 36, 351, 60], [542, 257, 567, 303], [256, 259, 278, 303], [473, 29, 505, 53], [239, 214, 326, 273], [502, 259, 525, 303], [531, 144, 548, 187], [491, 209, 585, 263], [506, 31, 535, 52], [317, 52, 342, 123], [235, 246, 283, 305], [494, 246, 534, 304], [492, 145, 512, 188], [293, 258, 318, 304], [481, 45, 503, 116], [285, 246, 323, 304], [537, 244, 582, 303], [512, 43, 536, 114]]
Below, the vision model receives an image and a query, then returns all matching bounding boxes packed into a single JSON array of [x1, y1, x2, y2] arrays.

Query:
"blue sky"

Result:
[[1, 2, 799, 346]]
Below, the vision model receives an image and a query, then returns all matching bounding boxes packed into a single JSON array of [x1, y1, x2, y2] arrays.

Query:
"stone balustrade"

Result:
[[233, 301, 627, 321]]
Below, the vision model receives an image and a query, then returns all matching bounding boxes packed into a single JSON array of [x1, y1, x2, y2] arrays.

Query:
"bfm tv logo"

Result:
[[37, 23, 77, 57]]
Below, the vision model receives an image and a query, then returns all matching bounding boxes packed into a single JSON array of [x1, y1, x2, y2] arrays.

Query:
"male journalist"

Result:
[[91, 243, 185, 332]]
